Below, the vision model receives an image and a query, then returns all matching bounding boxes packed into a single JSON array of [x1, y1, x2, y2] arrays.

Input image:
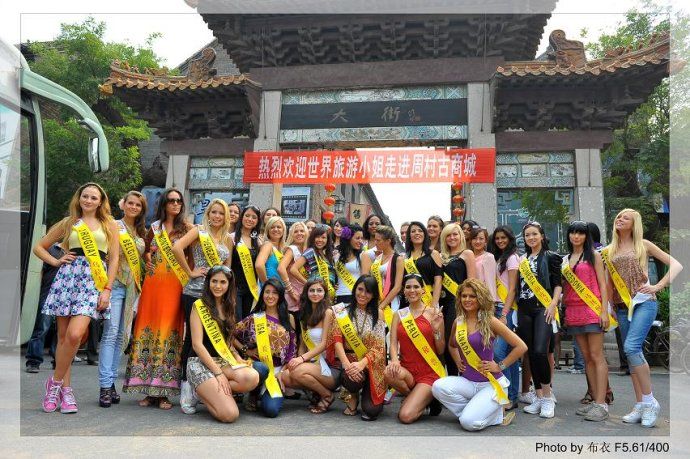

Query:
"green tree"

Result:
[[27, 17, 164, 225]]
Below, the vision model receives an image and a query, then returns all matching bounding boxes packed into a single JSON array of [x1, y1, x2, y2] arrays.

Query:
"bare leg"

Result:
[[384, 366, 415, 395], [195, 378, 240, 423], [398, 383, 435, 424], [288, 363, 336, 398], [585, 333, 608, 405], [576, 334, 597, 403], [223, 366, 260, 393], [54, 316, 91, 386]]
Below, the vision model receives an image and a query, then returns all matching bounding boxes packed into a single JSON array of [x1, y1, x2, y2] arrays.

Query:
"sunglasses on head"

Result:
[[523, 221, 541, 230], [315, 224, 330, 231], [209, 265, 233, 276]]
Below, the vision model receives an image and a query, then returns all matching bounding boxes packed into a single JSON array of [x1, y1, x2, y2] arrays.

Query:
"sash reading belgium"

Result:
[[73, 219, 108, 291], [117, 220, 142, 291], [398, 308, 446, 378], [152, 221, 189, 286]]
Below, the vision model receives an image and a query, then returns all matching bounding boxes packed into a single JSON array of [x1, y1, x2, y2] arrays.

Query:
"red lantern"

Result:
[[452, 207, 464, 218], [324, 184, 336, 193], [452, 182, 462, 191], [322, 210, 335, 221], [452, 195, 465, 204], [324, 196, 336, 207]]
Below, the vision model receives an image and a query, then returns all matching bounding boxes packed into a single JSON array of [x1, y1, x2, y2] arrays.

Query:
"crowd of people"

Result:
[[29, 183, 681, 431]]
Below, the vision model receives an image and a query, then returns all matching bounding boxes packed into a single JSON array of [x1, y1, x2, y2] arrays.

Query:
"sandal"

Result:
[[138, 396, 158, 407], [343, 405, 359, 416], [580, 391, 593, 404], [310, 393, 334, 414], [158, 397, 173, 410], [246, 394, 258, 412], [605, 388, 614, 405], [502, 411, 516, 426]]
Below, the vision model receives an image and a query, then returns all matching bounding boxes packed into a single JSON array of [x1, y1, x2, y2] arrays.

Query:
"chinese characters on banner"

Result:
[[243, 148, 495, 184]]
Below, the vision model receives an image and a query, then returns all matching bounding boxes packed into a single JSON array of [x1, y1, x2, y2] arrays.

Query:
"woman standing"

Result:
[[261, 207, 281, 228], [432, 279, 527, 431], [470, 227, 500, 302], [427, 215, 445, 252], [362, 214, 382, 253], [123, 188, 191, 410], [488, 226, 521, 410], [516, 222, 562, 419], [333, 275, 387, 421], [229, 205, 262, 320], [290, 224, 337, 301], [36, 183, 120, 413], [256, 216, 287, 285], [562, 221, 611, 422], [278, 221, 309, 317], [334, 224, 365, 304], [227, 202, 241, 234], [233, 279, 297, 417], [98, 191, 147, 408], [187, 265, 260, 422], [605, 209, 681, 427], [282, 279, 339, 413], [332, 217, 349, 257], [366, 226, 405, 327], [385, 274, 445, 424], [439, 223, 476, 377], [404, 222, 443, 308], [172, 198, 233, 414], [461, 220, 479, 246]]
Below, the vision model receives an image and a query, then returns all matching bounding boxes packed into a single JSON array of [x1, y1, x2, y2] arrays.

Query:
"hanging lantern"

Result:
[[324, 196, 336, 207], [452, 207, 464, 218], [324, 183, 337, 193], [451, 182, 462, 192], [322, 210, 335, 221], [452, 194, 465, 204]]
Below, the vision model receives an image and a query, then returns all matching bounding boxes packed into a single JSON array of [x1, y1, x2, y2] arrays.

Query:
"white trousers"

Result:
[[431, 376, 507, 431]]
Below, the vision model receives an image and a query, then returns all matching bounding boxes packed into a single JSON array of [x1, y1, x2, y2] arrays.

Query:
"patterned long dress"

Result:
[[123, 224, 187, 397]]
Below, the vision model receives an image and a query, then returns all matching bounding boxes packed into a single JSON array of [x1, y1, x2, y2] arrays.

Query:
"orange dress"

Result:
[[123, 225, 186, 397], [397, 313, 441, 387]]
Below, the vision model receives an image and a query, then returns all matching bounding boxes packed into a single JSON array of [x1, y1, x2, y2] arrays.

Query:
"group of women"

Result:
[[34, 183, 681, 431]]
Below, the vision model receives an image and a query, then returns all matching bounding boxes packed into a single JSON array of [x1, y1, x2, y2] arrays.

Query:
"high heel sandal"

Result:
[[109, 384, 120, 404], [99, 388, 112, 408]]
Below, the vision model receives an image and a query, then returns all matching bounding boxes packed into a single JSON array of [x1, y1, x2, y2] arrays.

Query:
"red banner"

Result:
[[243, 148, 495, 184]]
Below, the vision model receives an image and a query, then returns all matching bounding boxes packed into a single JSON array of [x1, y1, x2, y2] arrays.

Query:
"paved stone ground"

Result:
[[18, 354, 671, 437]]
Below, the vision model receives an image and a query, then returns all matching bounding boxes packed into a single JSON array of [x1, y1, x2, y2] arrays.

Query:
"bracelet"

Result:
[[301, 355, 305, 363], [214, 371, 223, 377], [103, 286, 112, 291]]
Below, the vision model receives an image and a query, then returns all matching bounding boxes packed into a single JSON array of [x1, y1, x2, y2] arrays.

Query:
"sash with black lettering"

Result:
[[315, 255, 336, 299], [194, 299, 245, 368], [456, 318, 509, 405], [370, 257, 393, 327], [601, 248, 634, 320], [253, 312, 283, 397], [398, 307, 446, 378], [561, 259, 618, 331], [117, 220, 142, 291], [236, 243, 259, 302], [334, 307, 368, 360], [518, 258, 560, 325], [404, 257, 433, 306], [73, 219, 108, 291], [198, 227, 222, 267], [152, 220, 189, 286]]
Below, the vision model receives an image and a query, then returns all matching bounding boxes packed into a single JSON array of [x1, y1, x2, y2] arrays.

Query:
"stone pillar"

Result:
[[466, 82, 497, 229], [250, 90, 282, 211], [574, 148, 607, 243]]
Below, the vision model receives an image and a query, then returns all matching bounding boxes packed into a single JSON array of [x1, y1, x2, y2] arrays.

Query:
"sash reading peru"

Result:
[[254, 313, 283, 397], [73, 219, 109, 291], [561, 259, 618, 331], [334, 307, 368, 360], [398, 307, 446, 378], [456, 318, 509, 405], [194, 299, 245, 368], [601, 248, 634, 320], [404, 257, 433, 306], [518, 258, 560, 325], [117, 220, 142, 291], [369, 257, 393, 327], [152, 221, 189, 286], [198, 227, 222, 267]]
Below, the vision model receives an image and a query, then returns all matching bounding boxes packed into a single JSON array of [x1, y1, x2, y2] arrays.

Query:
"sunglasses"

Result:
[[522, 221, 542, 230], [166, 198, 183, 204], [315, 224, 331, 231], [209, 265, 233, 276]]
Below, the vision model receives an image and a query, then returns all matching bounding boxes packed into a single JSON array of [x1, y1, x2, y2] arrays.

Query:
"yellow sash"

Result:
[[370, 257, 393, 327], [601, 248, 634, 320], [272, 247, 284, 263], [335, 260, 357, 292], [152, 221, 189, 286], [561, 260, 618, 331], [253, 313, 283, 398], [236, 243, 259, 301], [194, 299, 245, 368], [496, 275, 517, 311], [455, 318, 509, 405], [404, 257, 433, 306], [117, 220, 141, 291], [315, 255, 336, 299], [442, 273, 459, 297], [518, 258, 560, 324], [198, 227, 222, 267], [301, 329, 319, 362], [73, 220, 108, 291], [334, 307, 368, 360], [398, 307, 446, 378]]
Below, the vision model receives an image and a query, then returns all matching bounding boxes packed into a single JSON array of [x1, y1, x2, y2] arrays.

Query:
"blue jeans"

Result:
[[572, 340, 585, 370], [26, 313, 56, 367], [252, 361, 284, 418], [494, 304, 520, 402], [98, 281, 126, 388], [616, 300, 658, 368]]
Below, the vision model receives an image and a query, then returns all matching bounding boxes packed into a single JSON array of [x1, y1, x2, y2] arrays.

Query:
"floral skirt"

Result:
[[123, 262, 184, 397], [42, 256, 110, 320]]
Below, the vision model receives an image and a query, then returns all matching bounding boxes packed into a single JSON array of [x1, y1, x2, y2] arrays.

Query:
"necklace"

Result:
[[354, 308, 368, 336]]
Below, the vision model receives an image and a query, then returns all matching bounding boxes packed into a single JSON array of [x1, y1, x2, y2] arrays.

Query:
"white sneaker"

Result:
[[519, 390, 537, 405], [550, 389, 557, 404], [540, 397, 555, 418], [180, 380, 198, 415], [622, 403, 644, 424], [641, 400, 661, 428], [523, 397, 542, 414]]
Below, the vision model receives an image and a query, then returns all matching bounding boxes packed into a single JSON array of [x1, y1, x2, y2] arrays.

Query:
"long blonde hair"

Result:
[[55, 182, 114, 249], [607, 208, 647, 269], [440, 223, 466, 262], [201, 198, 232, 247], [264, 216, 287, 248], [286, 221, 308, 251], [455, 279, 494, 348]]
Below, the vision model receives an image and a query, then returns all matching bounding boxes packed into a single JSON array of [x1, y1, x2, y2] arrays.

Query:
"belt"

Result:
[[70, 248, 107, 261]]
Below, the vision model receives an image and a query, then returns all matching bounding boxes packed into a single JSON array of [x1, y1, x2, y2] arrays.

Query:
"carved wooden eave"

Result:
[[200, 14, 550, 72], [492, 31, 670, 131], [99, 56, 261, 140]]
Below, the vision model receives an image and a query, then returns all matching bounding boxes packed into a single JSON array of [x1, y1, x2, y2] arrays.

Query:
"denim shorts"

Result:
[[569, 323, 603, 335]]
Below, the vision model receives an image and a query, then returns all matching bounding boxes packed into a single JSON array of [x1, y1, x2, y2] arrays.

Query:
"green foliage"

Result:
[[27, 17, 165, 226], [516, 189, 570, 225]]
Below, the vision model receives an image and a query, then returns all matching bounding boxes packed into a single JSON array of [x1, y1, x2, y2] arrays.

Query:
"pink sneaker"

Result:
[[60, 386, 78, 414], [42, 377, 62, 413]]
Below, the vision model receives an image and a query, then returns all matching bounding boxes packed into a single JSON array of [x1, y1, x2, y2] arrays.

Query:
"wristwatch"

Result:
[[498, 360, 507, 371]]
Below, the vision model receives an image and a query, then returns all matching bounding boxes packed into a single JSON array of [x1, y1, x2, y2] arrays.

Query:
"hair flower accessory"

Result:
[[340, 226, 353, 241]]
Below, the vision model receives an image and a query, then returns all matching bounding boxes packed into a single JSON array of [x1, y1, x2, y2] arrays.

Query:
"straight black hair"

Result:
[[299, 278, 331, 329], [489, 225, 518, 274], [567, 221, 595, 266], [522, 222, 550, 255], [234, 205, 262, 252], [253, 277, 293, 332], [405, 221, 432, 257], [337, 223, 363, 268], [348, 275, 380, 327], [307, 224, 334, 264]]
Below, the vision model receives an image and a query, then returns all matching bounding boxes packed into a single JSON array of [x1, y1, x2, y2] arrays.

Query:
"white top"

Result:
[[307, 327, 332, 377], [377, 257, 400, 312], [336, 257, 361, 296]]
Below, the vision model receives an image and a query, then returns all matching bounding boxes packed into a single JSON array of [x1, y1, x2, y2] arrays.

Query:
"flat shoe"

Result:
[[138, 396, 158, 407]]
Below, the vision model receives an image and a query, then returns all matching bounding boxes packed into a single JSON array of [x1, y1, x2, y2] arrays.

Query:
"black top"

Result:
[[411, 253, 443, 287], [231, 243, 258, 292], [517, 250, 562, 311], [189, 327, 221, 359], [440, 255, 468, 307]]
